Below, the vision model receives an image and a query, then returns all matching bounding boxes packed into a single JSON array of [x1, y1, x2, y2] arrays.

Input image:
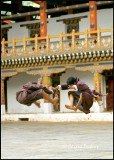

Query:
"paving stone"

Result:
[[1, 122, 113, 159]]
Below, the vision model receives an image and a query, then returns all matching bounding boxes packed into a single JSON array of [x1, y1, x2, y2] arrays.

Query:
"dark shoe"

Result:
[[84, 109, 90, 114]]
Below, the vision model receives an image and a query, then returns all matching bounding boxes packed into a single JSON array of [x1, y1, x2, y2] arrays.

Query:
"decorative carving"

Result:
[[1, 71, 18, 79], [94, 73, 101, 93], [1, 79, 5, 105], [65, 65, 74, 68], [16, 68, 28, 72], [26, 67, 66, 76], [75, 64, 113, 73]]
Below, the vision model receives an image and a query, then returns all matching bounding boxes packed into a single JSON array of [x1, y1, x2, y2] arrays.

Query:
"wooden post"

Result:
[[89, 1, 97, 37], [85, 28, 88, 48], [12, 37, 16, 57], [40, 1, 47, 42], [35, 34, 38, 56], [72, 29, 75, 50], [111, 25, 113, 46], [97, 26, 101, 48], [46, 33, 50, 53], [23, 36, 27, 56], [2, 38, 5, 57], [59, 31, 63, 51]]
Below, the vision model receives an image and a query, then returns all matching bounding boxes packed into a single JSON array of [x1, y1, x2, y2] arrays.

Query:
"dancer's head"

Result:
[[67, 77, 79, 85], [37, 77, 43, 84]]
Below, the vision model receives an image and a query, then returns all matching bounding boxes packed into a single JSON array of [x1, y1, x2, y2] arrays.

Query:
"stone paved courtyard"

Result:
[[1, 121, 113, 159]]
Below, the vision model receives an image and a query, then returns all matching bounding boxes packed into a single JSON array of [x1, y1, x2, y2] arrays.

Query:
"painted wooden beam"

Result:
[[1, 1, 113, 20], [32, 1, 41, 5]]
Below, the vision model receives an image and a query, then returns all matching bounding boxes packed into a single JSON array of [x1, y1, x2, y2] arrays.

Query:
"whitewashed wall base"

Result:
[[44, 103, 53, 114], [1, 105, 5, 114]]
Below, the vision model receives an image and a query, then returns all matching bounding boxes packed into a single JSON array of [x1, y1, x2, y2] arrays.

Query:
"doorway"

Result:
[[51, 73, 62, 111], [102, 69, 113, 111], [106, 78, 113, 111], [4, 77, 9, 113]]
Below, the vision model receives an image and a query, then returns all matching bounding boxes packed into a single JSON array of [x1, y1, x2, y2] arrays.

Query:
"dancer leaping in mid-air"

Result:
[[51, 77, 93, 114], [16, 78, 58, 110]]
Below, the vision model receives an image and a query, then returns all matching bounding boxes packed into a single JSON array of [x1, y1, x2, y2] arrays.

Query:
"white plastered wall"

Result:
[[8, 23, 29, 46]]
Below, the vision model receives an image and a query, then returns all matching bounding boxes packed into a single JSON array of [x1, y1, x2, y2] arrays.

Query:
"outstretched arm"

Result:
[[50, 84, 68, 91], [50, 86, 59, 91], [51, 84, 78, 91], [68, 85, 78, 91], [102, 93, 108, 96], [43, 86, 54, 94]]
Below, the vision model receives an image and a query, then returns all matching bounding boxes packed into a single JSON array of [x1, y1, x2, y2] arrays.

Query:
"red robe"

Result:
[[61, 80, 93, 110], [16, 81, 53, 106]]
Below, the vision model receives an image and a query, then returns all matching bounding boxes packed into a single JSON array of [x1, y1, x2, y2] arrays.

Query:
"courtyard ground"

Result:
[[1, 121, 113, 159]]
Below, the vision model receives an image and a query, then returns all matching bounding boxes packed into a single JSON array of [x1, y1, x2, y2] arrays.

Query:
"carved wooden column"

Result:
[[1, 78, 6, 114], [94, 73, 102, 93], [43, 76, 51, 102], [43, 75, 53, 113]]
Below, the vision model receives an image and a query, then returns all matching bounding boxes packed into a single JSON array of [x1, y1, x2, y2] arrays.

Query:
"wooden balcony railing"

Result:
[[1, 25, 113, 61]]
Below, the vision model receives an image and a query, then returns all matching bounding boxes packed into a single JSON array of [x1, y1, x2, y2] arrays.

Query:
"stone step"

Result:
[[1, 112, 113, 122]]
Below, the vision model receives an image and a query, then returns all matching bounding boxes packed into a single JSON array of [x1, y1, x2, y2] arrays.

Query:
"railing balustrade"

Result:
[[1, 25, 113, 60]]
